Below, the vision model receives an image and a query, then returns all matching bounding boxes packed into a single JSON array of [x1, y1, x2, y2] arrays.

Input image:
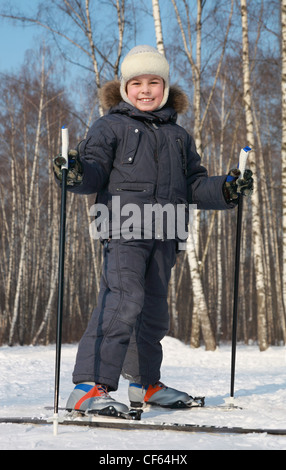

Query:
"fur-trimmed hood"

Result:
[[99, 80, 189, 115]]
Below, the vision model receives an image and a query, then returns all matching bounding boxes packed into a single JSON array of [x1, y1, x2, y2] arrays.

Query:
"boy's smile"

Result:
[[126, 74, 165, 111]]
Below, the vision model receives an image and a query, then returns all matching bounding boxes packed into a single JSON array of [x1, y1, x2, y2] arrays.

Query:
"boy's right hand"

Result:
[[53, 149, 83, 186]]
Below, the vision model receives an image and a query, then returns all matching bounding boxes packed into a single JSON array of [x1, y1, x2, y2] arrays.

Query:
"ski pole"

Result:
[[229, 146, 251, 406], [53, 126, 69, 435]]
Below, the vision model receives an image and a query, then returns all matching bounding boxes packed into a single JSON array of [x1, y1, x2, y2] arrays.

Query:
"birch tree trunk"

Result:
[[187, 1, 214, 350], [281, 0, 286, 319], [4, 105, 17, 324], [170, 0, 213, 348], [187, 229, 216, 351], [216, 79, 226, 343], [171, 0, 234, 349], [194, 0, 202, 153], [152, 0, 165, 55], [253, 103, 286, 342], [240, 0, 268, 351], [8, 53, 46, 345]]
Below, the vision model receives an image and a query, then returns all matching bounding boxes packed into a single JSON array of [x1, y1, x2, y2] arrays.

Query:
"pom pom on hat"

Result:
[[120, 45, 170, 110]]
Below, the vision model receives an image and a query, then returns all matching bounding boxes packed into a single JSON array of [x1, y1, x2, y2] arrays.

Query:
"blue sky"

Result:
[[0, 22, 38, 72], [0, 1, 158, 74], [0, 0, 40, 72]]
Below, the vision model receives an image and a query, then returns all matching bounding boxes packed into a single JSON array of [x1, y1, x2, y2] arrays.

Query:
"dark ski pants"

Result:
[[73, 239, 177, 391]]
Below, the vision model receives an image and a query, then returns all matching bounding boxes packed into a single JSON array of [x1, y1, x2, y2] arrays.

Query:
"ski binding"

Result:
[[88, 405, 143, 421], [134, 395, 205, 410], [65, 406, 143, 421]]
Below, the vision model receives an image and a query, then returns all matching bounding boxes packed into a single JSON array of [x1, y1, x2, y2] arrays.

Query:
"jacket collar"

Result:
[[109, 100, 178, 123]]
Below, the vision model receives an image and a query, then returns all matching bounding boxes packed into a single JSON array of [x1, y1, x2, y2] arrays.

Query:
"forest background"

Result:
[[0, 0, 284, 353]]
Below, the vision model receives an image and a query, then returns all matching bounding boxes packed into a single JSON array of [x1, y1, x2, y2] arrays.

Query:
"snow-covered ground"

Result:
[[0, 336, 286, 450]]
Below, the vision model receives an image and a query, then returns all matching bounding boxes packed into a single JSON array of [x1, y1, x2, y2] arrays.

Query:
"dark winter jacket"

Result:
[[68, 81, 234, 240]]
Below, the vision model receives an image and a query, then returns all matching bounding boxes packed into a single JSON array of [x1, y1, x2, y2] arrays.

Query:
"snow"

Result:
[[0, 336, 286, 450]]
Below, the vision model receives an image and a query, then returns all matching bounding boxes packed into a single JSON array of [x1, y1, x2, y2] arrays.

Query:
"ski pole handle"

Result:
[[226, 146, 251, 182], [61, 126, 69, 170], [238, 146, 251, 179]]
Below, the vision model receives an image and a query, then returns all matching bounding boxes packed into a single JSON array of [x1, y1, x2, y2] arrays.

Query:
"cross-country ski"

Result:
[[1, 414, 286, 436], [1, 339, 285, 450]]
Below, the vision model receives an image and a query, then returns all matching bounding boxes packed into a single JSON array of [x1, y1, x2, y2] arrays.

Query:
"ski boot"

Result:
[[66, 382, 130, 416], [129, 381, 204, 409]]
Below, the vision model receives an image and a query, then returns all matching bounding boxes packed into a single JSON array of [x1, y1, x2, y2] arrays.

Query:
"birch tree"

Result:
[[171, 0, 202, 153], [281, 0, 286, 317], [152, 0, 165, 55], [170, 0, 212, 349], [170, 0, 233, 350], [8, 53, 46, 345], [3, 95, 17, 330], [240, 0, 268, 351]]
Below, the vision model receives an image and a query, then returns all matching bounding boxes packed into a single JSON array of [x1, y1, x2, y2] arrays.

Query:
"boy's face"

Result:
[[126, 74, 164, 112]]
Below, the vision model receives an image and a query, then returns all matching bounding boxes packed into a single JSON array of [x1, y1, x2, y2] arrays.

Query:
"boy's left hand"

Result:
[[223, 168, 253, 203]]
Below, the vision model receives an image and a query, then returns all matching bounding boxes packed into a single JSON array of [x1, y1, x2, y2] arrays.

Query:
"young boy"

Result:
[[54, 45, 253, 414]]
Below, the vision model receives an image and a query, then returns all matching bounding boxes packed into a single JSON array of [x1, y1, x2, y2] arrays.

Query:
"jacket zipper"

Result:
[[143, 121, 165, 240], [176, 138, 187, 175], [144, 121, 159, 164]]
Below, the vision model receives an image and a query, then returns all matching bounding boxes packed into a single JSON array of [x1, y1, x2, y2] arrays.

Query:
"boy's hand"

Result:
[[223, 168, 253, 203], [53, 149, 83, 186]]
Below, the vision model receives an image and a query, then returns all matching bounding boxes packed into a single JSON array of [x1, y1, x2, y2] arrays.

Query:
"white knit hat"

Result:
[[120, 45, 170, 110]]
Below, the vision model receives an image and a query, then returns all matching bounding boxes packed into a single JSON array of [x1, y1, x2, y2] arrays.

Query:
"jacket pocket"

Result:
[[121, 126, 140, 164], [111, 182, 155, 193]]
